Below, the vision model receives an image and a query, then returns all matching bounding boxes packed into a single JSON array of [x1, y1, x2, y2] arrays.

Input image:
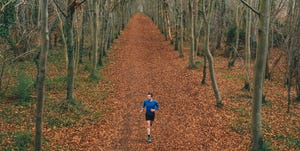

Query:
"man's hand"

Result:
[[150, 109, 155, 112], [140, 109, 144, 113]]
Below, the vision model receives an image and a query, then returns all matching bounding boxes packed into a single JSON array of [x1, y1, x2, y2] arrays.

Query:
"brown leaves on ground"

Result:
[[1, 13, 299, 150]]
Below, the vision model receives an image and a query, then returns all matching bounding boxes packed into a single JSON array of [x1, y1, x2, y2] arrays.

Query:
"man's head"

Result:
[[147, 92, 153, 100]]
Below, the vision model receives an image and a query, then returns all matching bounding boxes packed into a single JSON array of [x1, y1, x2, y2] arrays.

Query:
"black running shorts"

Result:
[[145, 113, 155, 121]]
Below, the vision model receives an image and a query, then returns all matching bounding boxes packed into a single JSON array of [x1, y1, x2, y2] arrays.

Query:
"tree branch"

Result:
[[14, 0, 25, 8], [4, 49, 38, 63], [0, 0, 14, 13], [199, 0, 208, 25], [272, 0, 287, 18], [53, 0, 67, 18], [78, 0, 88, 6], [239, 0, 260, 16]]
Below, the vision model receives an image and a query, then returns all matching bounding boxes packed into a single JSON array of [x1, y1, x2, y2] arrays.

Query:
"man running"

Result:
[[140, 92, 160, 143]]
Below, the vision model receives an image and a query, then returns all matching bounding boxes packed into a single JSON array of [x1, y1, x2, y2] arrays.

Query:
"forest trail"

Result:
[[76, 13, 245, 150]]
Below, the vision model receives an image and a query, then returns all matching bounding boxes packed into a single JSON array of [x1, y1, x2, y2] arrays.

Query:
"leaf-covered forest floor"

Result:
[[1, 13, 300, 150]]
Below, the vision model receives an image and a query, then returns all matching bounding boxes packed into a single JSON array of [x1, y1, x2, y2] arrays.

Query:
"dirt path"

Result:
[[76, 13, 244, 150]]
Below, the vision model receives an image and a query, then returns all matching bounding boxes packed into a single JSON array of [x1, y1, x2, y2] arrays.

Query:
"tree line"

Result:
[[144, 0, 299, 150], [0, 0, 299, 150], [1, 0, 139, 150]]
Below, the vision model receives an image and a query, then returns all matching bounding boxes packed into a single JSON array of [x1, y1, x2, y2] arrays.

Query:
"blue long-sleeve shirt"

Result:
[[142, 99, 160, 114]]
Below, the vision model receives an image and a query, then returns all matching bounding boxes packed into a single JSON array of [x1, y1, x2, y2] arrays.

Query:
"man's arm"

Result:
[[154, 101, 160, 110], [142, 100, 146, 109], [140, 100, 146, 112], [151, 101, 160, 112]]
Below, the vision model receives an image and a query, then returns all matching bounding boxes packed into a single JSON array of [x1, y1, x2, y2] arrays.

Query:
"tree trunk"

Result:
[[265, 54, 271, 80], [163, 0, 173, 42], [121, 3, 125, 30], [37, 0, 41, 27], [216, 0, 225, 50], [201, 54, 207, 84], [162, 4, 168, 40], [285, 0, 299, 113], [91, 0, 99, 77], [296, 63, 300, 99], [243, 0, 252, 91], [174, 2, 179, 51], [79, 11, 85, 64], [193, 0, 199, 54], [35, 0, 48, 150], [205, 23, 223, 107], [49, 28, 52, 50], [203, 0, 223, 107], [196, 0, 203, 57], [188, 0, 196, 69], [174, 0, 179, 51], [65, 0, 76, 103], [157, 2, 161, 30], [52, 1, 68, 70], [195, 0, 203, 57], [74, 9, 82, 75], [179, 0, 184, 58], [174, 24, 179, 50], [99, 4, 107, 67], [287, 56, 292, 113], [228, 5, 239, 69], [252, 0, 270, 150], [0, 62, 6, 93]]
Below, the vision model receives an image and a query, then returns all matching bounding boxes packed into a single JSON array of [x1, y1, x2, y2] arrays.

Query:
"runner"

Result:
[[140, 92, 160, 143]]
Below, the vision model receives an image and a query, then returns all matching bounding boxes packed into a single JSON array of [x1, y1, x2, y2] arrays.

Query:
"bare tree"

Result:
[[284, 0, 300, 113], [56, 0, 87, 103], [215, 0, 226, 50], [240, 0, 271, 149], [90, 0, 99, 78], [243, 0, 252, 91], [188, 0, 196, 69], [228, 2, 240, 69], [200, 0, 223, 107], [35, 0, 48, 150], [179, 0, 184, 58], [64, 0, 77, 103], [163, 0, 173, 42], [252, 1, 270, 149]]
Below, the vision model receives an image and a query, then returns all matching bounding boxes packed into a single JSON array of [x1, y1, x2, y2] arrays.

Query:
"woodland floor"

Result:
[[1, 13, 300, 150]]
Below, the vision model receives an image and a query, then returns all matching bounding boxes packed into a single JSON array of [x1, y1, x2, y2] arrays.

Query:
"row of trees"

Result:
[[144, 0, 300, 106], [144, 0, 299, 150], [0, 0, 136, 100], [1, 0, 299, 150], [1, 0, 139, 150], [144, 0, 224, 107]]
